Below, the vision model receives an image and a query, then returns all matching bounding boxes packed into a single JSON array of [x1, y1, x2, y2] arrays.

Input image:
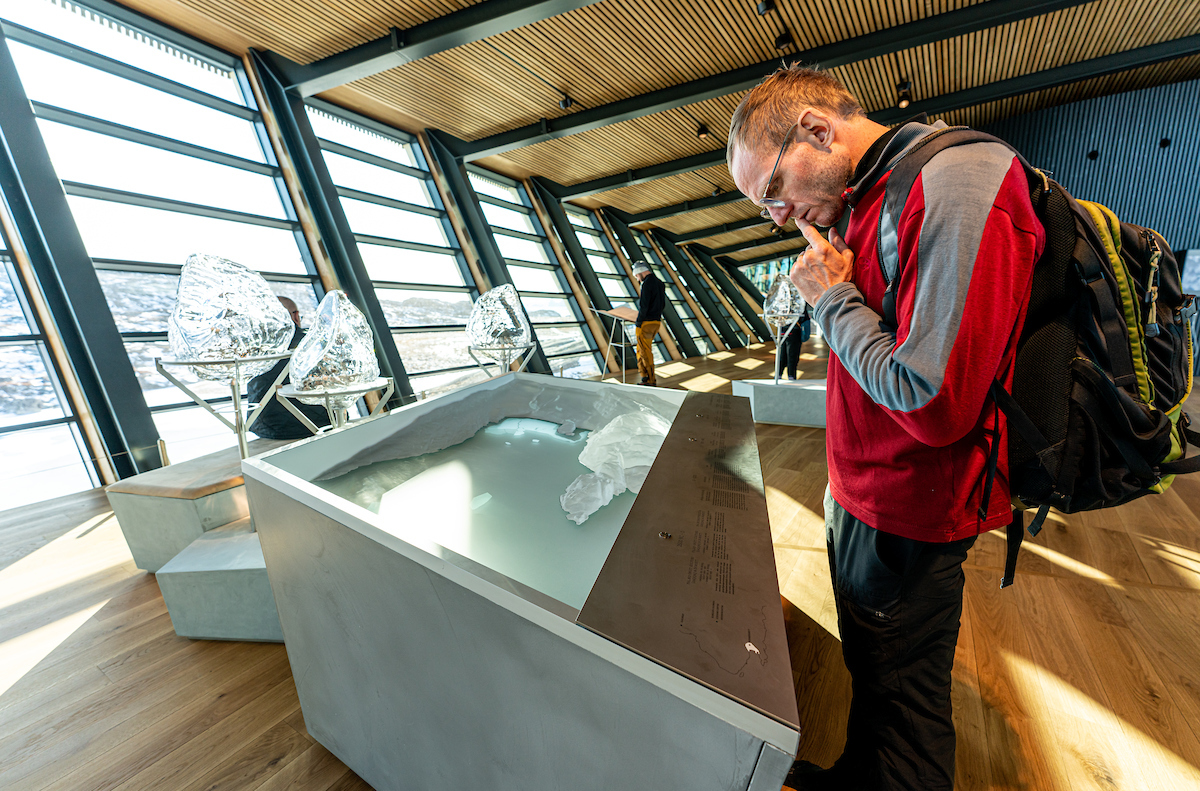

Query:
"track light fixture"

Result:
[[696, 123, 710, 140], [896, 79, 913, 110], [559, 95, 574, 110], [774, 30, 793, 50], [711, 186, 722, 197], [756, 0, 774, 14]]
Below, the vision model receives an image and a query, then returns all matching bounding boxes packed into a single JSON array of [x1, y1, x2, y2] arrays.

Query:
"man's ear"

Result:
[[795, 109, 835, 153]]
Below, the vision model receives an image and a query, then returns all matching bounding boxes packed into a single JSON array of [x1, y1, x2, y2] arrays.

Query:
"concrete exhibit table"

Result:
[[731, 378, 827, 428], [243, 373, 799, 791]]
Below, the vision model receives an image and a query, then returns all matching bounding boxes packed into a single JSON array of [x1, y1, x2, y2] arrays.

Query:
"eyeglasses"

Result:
[[759, 123, 798, 217]]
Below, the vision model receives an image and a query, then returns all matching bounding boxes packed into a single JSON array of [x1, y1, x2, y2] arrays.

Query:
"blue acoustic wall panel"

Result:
[[984, 77, 1200, 250]]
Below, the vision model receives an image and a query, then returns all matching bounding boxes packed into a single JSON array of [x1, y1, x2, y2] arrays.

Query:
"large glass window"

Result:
[[635, 231, 717, 356], [0, 250, 100, 506], [469, 168, 603, 379], [307, 102, 486, 399], [0, 0, 322, 463], [743, 257, 798, 295], [564, 207, 668, 365]]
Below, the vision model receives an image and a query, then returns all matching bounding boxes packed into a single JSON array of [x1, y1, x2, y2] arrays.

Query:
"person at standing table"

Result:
[[631, 261, 664, 386], [728, 65, 1043, 790], [247, 297, 332, 440], [779, 301, 811, 380]]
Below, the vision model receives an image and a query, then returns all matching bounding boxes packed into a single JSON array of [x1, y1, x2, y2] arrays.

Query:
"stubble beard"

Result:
[[807, 150, 854, 227]]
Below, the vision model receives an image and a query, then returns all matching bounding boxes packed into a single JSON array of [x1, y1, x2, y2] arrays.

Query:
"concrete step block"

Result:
[[156, 517, 284, 643]]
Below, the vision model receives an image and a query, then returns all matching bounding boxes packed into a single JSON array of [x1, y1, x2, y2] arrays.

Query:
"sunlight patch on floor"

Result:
[[1004, 651, 1200, 789], [707, 351, 735, 361], [680, 374, 729, 392], [656, 361, 695, 377], [983, 531, 1120, 586], [0, 511, 123, 611], [0, 603, 108, 696], [735, 359, 766, 370]]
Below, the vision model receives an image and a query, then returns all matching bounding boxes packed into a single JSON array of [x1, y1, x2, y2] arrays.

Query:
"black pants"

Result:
[[824, 489, 975, 790], [780, 330, 803, 378]]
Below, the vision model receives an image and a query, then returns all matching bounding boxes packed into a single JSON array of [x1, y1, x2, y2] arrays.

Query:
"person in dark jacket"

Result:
[[632, 261, 665, 385], [246, 297, 331, 440], [778, 302, 811, 380]]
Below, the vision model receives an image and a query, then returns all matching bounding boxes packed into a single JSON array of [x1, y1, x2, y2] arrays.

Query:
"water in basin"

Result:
[[313, 417, 636, 609]]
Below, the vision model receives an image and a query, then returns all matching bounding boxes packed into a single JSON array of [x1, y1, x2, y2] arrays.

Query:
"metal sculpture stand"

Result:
[[592, 307, 638, 383], [276, 377, 394, 432], [156, 352, 293, 459], [468, 344, 537, 378]]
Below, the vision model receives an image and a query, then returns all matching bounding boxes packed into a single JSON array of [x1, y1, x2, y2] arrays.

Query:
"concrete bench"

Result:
[[155, 517, 283, 642], [731, 378, 827, 427], [106, 438, 291, 572]]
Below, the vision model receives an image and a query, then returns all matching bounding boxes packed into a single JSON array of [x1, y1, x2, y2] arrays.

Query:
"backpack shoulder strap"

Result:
[[877, 128, 1022, 328]]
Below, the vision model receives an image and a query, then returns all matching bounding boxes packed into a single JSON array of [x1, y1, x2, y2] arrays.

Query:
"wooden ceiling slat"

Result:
[[122, 0, 1200, 239]]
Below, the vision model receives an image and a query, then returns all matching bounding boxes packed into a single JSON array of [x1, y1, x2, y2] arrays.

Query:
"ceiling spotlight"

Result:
[[559, 95, 574, 110], [711, 186, 722, 197], [896, 79, 913, 110], [756, 0, 774, 14], [771, 225, 783, 236], [774, 31, 793, 50], [696, 123, 710, 140]]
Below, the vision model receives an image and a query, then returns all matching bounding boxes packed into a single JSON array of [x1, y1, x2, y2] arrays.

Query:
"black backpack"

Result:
[[870, 127, 1200, 587]]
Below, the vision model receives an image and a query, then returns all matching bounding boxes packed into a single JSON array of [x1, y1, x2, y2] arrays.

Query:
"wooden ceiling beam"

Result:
[[557, 149, 727, 200], [871, 33, 1200, 125], [457, 0, 1090, 160], [270, 0, 605, 97], [697, 229, 806, 256], [609, 189, 746, 225], [616, 34, 1200, 236], [729, 245, 807, 268], [663, 217, 771, 244]]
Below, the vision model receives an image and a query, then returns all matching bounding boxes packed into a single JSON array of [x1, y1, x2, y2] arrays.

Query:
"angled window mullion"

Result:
[[477, 193, 533, 214], [352, 234, 455, 256], [489, 226, 545, 244], [317, 139, 428, 179], [31, 102, 277, 176], [335, 186, 442, 218], [60, 181, 296, 229], [372, 281, 473, 293]]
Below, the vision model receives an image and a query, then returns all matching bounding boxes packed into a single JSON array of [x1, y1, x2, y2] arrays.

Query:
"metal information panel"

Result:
[[577, 391, 800, 728]]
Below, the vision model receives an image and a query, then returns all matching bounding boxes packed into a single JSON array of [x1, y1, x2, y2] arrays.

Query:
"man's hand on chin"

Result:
[[789, 219, 854, 306]]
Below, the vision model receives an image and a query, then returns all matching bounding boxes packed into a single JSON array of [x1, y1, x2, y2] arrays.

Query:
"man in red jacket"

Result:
[[728, 66, 1044, 790]]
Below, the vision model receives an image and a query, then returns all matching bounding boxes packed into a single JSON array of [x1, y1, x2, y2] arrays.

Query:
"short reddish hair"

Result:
[[727, 65, 864, 165]]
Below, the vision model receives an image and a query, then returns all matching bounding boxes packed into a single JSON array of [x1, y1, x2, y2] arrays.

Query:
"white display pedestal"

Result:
[[242, 374, 799, 791], [732, 377, 827, 428]]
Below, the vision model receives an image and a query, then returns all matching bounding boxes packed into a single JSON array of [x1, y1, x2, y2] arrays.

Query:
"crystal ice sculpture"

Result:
[[291, 290, 379, 407], [466, 284, 533, 364], [763, 273, 805, 336], [167, 254, 294, 381], [561, 410, 671, 524]]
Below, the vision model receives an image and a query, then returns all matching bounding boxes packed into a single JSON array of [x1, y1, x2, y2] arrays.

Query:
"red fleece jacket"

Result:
[[813, 128, 1045, 542]]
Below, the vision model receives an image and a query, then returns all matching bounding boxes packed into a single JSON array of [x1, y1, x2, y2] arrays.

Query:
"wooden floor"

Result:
[[3, 342, 1200, 790]]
